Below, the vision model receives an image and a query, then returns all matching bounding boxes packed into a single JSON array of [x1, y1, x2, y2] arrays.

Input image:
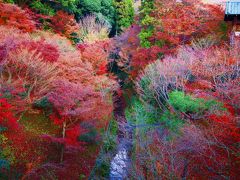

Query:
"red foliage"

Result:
[[202, 4, 225, 35], [48, 80, 98, 119], [0, 96, 18, 130], [127, 0, 226, 80], [110, 25, 141, 77], [130, 0, 224, 79], [42, 126, 84, 148], [65, 125, 86, 146], [20, 40, 60, 62], [47, 79, 112, 153], [24, 8, 50, 30], [185, 79, 214, 92], [154, 0, 225, 39], [0, 96, 50, 176], [0, 2, 36, 32], [48, 79, 113, 125], [97, 61, 108, 75], [151, 31, 180, 46], [130, 45, 174, 78], [208, 114, 240, 143], [78, 40, 111, 74], [0, 44, 8, 65], [160, 4, 201, 37], [51, 11, 79, 38], [200, 114, 240, 177]]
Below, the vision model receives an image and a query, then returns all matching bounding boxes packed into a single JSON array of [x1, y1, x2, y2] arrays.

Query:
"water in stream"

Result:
[[109, 92, 133, 179], [110, 146, 129, 179]]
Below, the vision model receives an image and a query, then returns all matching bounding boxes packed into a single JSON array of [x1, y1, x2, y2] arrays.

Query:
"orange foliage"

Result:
[[78, 40, 111, 74], [160, 4, 201, 37], [0, 2, 36, 32], [51, 11, 79, 39], [155, 0, 224, 38]]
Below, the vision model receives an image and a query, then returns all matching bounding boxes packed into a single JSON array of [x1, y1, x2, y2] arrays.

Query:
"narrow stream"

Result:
[[109, 141, 130, 179], [109, 92, 133, 179]]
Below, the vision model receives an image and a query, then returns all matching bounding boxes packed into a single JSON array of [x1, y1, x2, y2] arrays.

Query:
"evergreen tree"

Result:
[[114, 0, 134, 32]]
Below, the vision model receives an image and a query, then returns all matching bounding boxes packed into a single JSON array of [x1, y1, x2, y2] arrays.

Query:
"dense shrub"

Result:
[[0, 96, 18, 131], [51, 11, 79, 40], [0, 2, 36, 32], [30, 1, 55, 16], [2, 48, 59, 101], [114, 0, 134, 31], [130, 38, 239, 178], [20, 40, 60, 63], [78, 15, 110, 43]]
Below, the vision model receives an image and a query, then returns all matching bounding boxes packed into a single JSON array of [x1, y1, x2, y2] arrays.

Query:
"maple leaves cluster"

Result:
[[114, 0, 239, 178], [0, 0, 238, 179], [0, 2, 36, 32], [113, 0, 227, 80], [132, 43, 240, 178], [0, 2, 116, 178], [51, 11, 79, 40], [0, 96, 18, 131]]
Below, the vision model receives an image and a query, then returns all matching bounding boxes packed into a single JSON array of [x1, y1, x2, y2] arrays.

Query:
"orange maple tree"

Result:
[[0, 2, 36, 32]]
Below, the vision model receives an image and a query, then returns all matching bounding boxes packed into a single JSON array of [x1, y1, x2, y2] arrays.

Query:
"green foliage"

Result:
[[127, 91, 225, 134], [140, 0, 154, 15], [70, 0, 116, 33], [79, 129, 98, 144], [139, 0, 156, 47], [168, 91, 223, 114], [102, 119, 117, 152], [140, 14, 156, 26], [100, 0, 115, 25], [155, 39, 165, 47], [0, 158, 10, 179], [54, 0, 80, 14], [79, 174, 86, 179], [137, 67, 164, 107], [126, 97, 183, 133], [160, 110, 184, 132], [0, 146, 15, 165], [80, 0, 102, 13], [0, 127, 7, 133], [89, 118, 118, 178], [126, 97, 160, 125], [114, 0, 134, 31], [0, 134, 8, 144], [95, 159, 111, 178], [78, 0, 115, 26], [3, 0, 14, 3], [30, 1, 55, 16], [20, 111, 58, 135], [33, 97, 53, 114], [138, 27, 153, 48], [0, 134, 16, 165], [70, 32, 81, 44], [219, 21, 228, 40], [27, 0, 81, 18]]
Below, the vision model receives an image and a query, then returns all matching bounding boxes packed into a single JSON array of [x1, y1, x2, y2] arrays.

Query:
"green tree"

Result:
[[114, 0, 134, 32], [100, 0, 116, 25], [79, 0, 102, 14], [30, 1, 55, 16], [138, 0, 156, 47]]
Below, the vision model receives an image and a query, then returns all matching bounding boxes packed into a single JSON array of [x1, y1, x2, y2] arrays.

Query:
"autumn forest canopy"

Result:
[[0, 0, 239, 179]]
